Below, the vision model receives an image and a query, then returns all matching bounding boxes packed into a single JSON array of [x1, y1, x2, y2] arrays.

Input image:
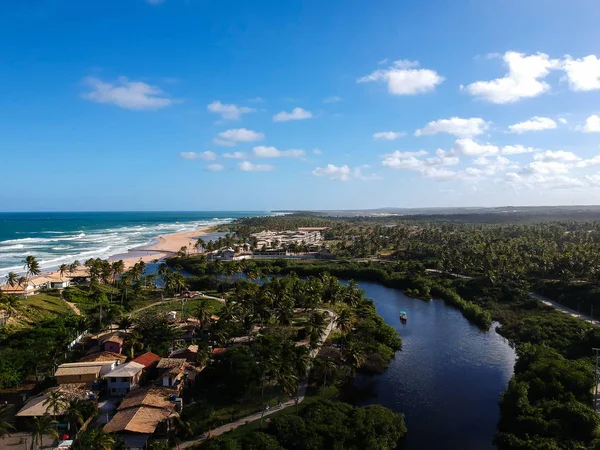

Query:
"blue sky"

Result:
[[1, 0, 600, 211]]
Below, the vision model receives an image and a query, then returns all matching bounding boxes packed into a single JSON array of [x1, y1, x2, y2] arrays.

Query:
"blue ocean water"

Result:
[[0, 211, 264, 277]]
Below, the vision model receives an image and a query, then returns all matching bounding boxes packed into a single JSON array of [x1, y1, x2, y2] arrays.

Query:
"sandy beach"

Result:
[[27, 226, 216, 285]]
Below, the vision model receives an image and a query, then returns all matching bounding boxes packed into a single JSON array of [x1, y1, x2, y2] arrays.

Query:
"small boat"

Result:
[[399, 311, 408, 322]]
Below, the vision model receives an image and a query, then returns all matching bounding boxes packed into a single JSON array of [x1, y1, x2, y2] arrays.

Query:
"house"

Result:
[[79, 351, 128, 364], [55, 361, 118, 385], [132, 352, 161, 370], [101, 334, 125, 354], [103, 386, 179, 449], [16, 384, 93, 420], [169, 345, 198, 363], [156, 358, 187, 389], [104, 362, 145, 396], [50, 279, 71, 289]]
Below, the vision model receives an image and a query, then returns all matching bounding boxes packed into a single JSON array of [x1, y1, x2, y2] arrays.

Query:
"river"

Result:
[[350, 281, 516, 450]]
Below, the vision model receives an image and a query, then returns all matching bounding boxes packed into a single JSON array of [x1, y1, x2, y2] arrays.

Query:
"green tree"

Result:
[[43, 390, 66, 420], [28, 415, 59, 450], [0, 404, 15, 439], [72, 429, 115, 450]]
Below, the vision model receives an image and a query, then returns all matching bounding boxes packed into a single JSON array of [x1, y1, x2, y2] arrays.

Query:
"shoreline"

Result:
[[20, 226, 219, 287]]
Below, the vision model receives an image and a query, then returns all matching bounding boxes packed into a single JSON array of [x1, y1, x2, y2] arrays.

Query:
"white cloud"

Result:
[[453, 138, 499, 157], [501, 145, 538, 155], [273, 108, 313, 122], [577, 115, 600, 133], [426, 149, 460, 166], [524, 161, 570, 175], [238, 161, 274, 172], [146, 0, 164, 4], [576, 155, 600, 168], [207, 101, 256, 120], [562, 55, 600, 91], [252, 146, 305, 158], [82, 76, 174, 110], [214, 128, 264, 146], [373, 131, 405, 141], [558, 118, 568, 125], [358, 60, 445, 95], [222, 151, 246, 159], [180, 151, 217, 161], [508, 116, 557, 134], [505, 172, 585, 190], [323, 96, 343, 103], [312, 164, 352, 181], [205, 164, 224, 172], [353, 167, 382, 181], [533, 150, 581, 162], [381, 149, 460, 181], [463, 52, 560, 104], [415, 117, 489, 138], [313, 148, 322, 155], [468, 155, 517, 177]]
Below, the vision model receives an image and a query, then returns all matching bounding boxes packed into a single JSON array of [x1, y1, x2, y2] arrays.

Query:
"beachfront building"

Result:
[[104, 361, 145, 396], [250, 228, 326, 249]]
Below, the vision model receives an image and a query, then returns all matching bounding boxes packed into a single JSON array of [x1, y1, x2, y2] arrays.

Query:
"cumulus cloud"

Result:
[[238, 161, 274, 172], [312, 164, 352, 181], [558, 118, 568, 125], [353, 167, 382, 181], [508, 116, 557, 134], [252, 146, 305, 158], [463, 52, 560, 104], [381, 149, 460, 181], [453, 138, 499, 157], [501, 145, 538, 155], [313, 148, 322, 155], [373, 131, 405, 140], [273, 107, 313, 122], [358, 60, 445, 95], [82, 76, 175, 110], [207, 101, 256, 120], [205, 164, 224, 172], [214, 128, 264, 146], [222, 151, 246, 159], [533, 150, 581, 162], [323, 96, 343, 103], [415, 117, 489, 138], [576, 115, 600, 133], [180, 151, 217, 161], [562, 55, 600, 91]]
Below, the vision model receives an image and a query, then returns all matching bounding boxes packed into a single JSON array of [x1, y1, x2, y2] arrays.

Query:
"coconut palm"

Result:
[[43, 390, 66, 420], [68, 260, 80, 276], [72, 429, 115, 450], [58, 264, 69, 281], [23, 256, 41, 294], [195, 238, 206, 253], [5, 272, 19, 288], [335, 309, 353, 335], [344, 342, 365, 375], [28, 415, 59, 450], [314, 356, 337, 398], [194, 299, 212, 330], [0, 404, 15, 439], [127, 331, 145, 359]]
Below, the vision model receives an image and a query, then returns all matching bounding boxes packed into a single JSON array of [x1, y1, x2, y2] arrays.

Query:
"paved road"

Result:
[[529, 292, 600, 327], [178, 309, 336, 448]]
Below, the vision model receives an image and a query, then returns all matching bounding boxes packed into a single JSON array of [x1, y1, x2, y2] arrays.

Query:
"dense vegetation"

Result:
[[200, 400, 407, 450]]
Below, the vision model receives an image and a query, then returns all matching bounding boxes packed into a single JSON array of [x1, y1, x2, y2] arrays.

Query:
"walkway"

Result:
[[529, 292, 600, 327], [64, 299, 81, 315], [178, 308, 336, 448]]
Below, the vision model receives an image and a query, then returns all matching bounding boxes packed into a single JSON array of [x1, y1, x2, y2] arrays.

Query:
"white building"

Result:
[[104, 361, 145, 396]]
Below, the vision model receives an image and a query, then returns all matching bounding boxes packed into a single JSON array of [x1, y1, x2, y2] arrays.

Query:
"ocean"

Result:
[[0, 211, 265, 278]]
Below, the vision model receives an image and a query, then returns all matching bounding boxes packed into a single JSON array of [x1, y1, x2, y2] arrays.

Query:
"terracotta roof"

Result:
[[156, 358, 186, 369], [101, 334, 124, 345], [104, 362, 145, 378], [79, 352, 127, 364], [211, 347, 227, 355], [132, 352, 161, 368], [118, 387, 177, 411], [103, 406, 175, 434]]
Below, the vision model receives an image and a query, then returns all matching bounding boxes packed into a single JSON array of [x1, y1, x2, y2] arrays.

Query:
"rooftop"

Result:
[[132, 352, 161, 368], [156, 358, 186, 370], [104, 361, 145, 378], [118, 387, 178, 411], [55, 366, 101, 377], [16, 385, 89, 417], [79, 352, 127, 364], [103, 405, 174, 434], [169, 345, 198, 358]]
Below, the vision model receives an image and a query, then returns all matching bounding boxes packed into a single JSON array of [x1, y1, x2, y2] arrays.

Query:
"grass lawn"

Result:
[[19, 292, 74, 320], [132, 297, 223, 319]]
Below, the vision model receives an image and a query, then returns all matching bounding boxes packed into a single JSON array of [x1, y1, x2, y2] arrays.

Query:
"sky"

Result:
[[1, 0, 600, 211]]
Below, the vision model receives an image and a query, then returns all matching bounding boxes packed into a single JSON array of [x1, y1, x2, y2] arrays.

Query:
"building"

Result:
[[132, 352, 161, 370], [79, 351, 128, 364], [55, 361, 119, 385], [101, 334, 125, 354], [250, 229, 324, 249], [156, 358, 187, 389], [16, 384, 93, 420], [50, 280, 71, 289], [104, 362, 145, 396], [169, 345, 198, 363], [103, 386, 179, 449]]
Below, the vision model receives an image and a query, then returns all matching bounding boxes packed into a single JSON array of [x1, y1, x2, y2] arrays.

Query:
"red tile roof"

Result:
[[132, 352, 161, 368]]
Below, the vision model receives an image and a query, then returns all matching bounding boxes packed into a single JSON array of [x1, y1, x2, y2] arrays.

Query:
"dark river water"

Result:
[[350, 281, 516, 450]]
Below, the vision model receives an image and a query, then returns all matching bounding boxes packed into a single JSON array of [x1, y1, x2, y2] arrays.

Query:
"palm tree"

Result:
[[314, 356, 337, 398], [127, 331, 145, 359], [43, 389, 66, 420], [335, 309, 353, 335], [68, 260, 80, 276], [28, 415, 59, 450], [64, 398, 84, 435], [157, 263, 169, 289], [194, 300, 212, 330], [58, 264, 69, 281], [23, 255, 41, 294], [0, 404, 15, 439], [72, 429, 115, 450], [344, 342, 365, 375], [5, 272, 19, 288], [195, 238, 206, 253]]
